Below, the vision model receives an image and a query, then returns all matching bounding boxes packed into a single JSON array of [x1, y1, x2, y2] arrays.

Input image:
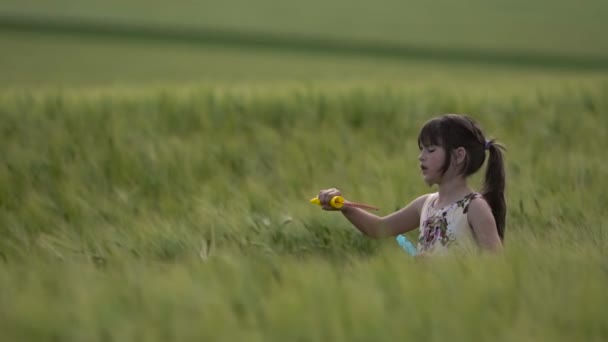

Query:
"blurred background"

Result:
[[1, 0, 607, 87]]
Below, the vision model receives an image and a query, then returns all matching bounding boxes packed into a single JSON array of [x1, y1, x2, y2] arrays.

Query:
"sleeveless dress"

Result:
[[417, 192, 480, 255]]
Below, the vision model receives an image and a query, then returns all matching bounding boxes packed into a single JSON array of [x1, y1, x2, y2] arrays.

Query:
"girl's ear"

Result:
[[454, 147, 467, 164]]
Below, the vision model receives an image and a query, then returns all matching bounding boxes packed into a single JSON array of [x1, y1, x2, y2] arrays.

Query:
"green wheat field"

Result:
[[1, 1, 607, 341]]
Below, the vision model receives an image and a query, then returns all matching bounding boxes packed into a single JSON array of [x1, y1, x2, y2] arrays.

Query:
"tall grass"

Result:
[[1, 83, 607, 341]]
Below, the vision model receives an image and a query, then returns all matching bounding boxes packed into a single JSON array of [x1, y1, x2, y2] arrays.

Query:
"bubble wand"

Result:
[[309, 195, 379, 211], [309, 195, 418, 256], [395, 235, 418, 256]]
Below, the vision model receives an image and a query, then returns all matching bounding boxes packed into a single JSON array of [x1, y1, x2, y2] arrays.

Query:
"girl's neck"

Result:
[[436, 176, 472, 207]]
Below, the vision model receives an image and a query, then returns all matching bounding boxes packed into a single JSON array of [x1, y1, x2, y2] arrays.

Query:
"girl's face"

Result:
[[418, 145, 446, 185]]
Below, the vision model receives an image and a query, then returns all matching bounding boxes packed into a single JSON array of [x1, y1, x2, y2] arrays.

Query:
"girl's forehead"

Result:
[[418, 136, 443, 147], [420, 143, 442, 149]]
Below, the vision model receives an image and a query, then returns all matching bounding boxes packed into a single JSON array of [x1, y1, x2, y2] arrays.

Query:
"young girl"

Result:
[[316, 114, 506, 255]]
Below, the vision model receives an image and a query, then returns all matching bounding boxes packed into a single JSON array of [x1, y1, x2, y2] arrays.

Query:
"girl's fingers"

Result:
[[321, 202, 332, 210], [318, 191, 326, 205], [320, 192, 329, 205], [317, 188, 342, 208], [320, 189, 336, 206], [314, 189, 377, 211]]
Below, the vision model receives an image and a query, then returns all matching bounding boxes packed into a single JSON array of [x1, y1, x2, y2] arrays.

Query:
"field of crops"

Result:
[[1, 1, 607, 341]]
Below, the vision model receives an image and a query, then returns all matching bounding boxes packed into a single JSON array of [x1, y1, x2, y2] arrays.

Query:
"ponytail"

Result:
[[481, 140, 507, 240]]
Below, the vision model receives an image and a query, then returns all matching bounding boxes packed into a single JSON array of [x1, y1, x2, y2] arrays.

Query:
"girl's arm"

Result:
[[341, 194, 429, 238], [468, 198, 503, 252]]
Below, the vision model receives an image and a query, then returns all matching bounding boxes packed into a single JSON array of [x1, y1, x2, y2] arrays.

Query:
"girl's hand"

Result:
[[318, 188, 343, 211]]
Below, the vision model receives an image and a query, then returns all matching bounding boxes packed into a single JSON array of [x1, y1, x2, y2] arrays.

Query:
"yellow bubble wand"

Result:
[[309, 195, 379, 211]]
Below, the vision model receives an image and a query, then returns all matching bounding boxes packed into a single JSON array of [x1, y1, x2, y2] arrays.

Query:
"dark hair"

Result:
[[417, 114, 507, 240]]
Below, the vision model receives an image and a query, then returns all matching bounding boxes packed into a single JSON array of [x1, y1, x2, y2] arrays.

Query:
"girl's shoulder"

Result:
[[449, 192, 487, 215], [406, 193, 436, 217], [417, 192, 438, 214], [459, 192, 483, 210], [465, 193, 492, 217]]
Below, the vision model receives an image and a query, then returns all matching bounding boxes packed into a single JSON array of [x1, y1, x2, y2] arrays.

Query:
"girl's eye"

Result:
[[428, 148, 436, 153]]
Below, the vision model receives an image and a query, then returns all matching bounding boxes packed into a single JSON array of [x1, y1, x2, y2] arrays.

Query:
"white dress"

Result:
[[417, 192, 480, 255]]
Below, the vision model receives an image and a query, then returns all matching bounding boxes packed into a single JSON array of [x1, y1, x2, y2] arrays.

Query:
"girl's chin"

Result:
[[422, 175, 437, 186], [422, 175, 432, 184]]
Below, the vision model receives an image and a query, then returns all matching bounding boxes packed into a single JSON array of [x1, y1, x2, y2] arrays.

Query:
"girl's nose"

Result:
[[418, 153, 424, 161]]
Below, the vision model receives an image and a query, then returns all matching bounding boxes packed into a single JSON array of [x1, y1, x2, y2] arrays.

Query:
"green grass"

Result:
[[1, 0, 608, 93], [2, 0, 608, 89], [3, 0, 608, 58], [1, 83, 607, 340], [0, 30, 505, 88], [3, 30, 608, 90]]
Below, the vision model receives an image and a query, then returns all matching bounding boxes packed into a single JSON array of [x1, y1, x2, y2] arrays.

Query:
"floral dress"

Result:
[[417, 192, 480, 255]]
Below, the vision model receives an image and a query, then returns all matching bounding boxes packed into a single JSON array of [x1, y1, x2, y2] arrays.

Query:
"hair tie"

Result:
[[485, 140, 492, 150]]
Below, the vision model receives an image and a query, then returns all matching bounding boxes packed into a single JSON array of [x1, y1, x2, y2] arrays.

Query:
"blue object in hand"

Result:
[[396, 235, 418, 256]]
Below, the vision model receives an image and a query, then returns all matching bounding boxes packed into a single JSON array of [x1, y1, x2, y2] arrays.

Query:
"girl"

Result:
[[316, 114, 506, 255]]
